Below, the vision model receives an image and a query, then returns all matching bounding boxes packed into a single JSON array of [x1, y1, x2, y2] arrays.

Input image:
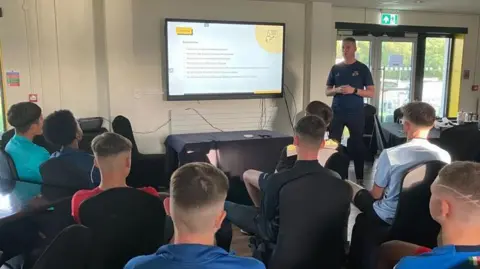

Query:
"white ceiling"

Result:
[[253, 0, 480, 14]]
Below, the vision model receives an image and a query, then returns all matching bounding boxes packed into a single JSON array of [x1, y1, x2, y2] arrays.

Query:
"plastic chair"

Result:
[[112, 116, 166, 188], [388, 160, 447, 248], [32, 225, 92, 269], [79, 188, 166, 269]]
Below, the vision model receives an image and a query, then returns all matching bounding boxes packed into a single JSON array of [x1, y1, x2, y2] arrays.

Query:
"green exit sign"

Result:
[[381, 13, 399, 25]]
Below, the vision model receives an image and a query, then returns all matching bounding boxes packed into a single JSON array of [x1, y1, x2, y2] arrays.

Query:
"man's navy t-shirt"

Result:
[[326, 61, 374, 114], [124, 244, 265, 269]]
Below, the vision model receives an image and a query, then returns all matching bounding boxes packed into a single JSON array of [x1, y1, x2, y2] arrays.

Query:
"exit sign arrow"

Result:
[[381, 13, 398, 25]]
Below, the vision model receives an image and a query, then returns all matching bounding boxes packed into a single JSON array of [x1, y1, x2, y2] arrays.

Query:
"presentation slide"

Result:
[[166, 20, 284, 100]]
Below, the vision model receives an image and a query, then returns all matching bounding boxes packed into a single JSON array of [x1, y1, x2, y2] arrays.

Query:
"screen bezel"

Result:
[[164, 18, 286, 101]]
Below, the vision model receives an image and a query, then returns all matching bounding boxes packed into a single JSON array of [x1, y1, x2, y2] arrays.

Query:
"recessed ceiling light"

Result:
[[415, 0, 424, 3]]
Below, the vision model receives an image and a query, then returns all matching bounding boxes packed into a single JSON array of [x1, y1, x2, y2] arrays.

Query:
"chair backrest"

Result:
[[364, 104, 377, 135], [439, 123, 480, 161], [393, 108, 403, 123], [40, 158, 93, 201], [112, 116, 139, 157], [269, 173, 352, 269], [389, 160, 447, 248], [0, 149, 18, 195], [317, 148, 337, 167], [374, 115, 388, 152], [325, 151, 350, 180], [32, 225, 92, 269], [79, 188, 166, 269], [79, 128, 108, 154]]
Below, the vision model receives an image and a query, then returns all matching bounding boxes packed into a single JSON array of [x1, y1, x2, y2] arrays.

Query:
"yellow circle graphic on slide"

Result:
[[255, 25, 284, 54]]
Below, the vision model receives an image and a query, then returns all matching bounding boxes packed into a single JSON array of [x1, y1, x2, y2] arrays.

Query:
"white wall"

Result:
[[1, 0, 480, 154], [0, 0, 99, 117], [103, 0, 305, 153]]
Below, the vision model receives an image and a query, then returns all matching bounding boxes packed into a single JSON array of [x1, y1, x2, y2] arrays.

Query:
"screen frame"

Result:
[[164, 18, 286, 101]]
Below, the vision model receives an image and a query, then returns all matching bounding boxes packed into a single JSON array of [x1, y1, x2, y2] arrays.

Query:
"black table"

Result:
[[381, 123, 441, 147], [165, 130, 292, 204]]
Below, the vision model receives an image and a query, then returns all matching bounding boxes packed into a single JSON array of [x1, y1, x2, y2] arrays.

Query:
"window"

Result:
[[422, 37, 452, 117]]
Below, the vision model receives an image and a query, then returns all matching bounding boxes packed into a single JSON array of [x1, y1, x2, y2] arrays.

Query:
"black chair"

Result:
[[374, 115, 388, 152], [255, 173, 352, 268], [438, 123, 480, 161], [32, 225, 92, 269], [393, 108, 403, 123], [40, 158, 94, 201], [78, 117, 108, 154], [0, 149, 18, 195], [325, 152, 350, 180], [112, 116, 166, 188], [363, 104, 377, 161], [79, 188, 166, 269], [388, 160, 447, 248]]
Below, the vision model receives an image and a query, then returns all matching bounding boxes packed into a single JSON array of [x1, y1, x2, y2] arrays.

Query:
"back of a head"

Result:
[[8, 102, 42, 134], [43, 110, 78, 147], [91, 132, 132, 173], [401, 101, 436, 128], [305, 101, 333, 126], [432, 161, 480, 224], [294, 115, 326, 150], [170, 162, 229, 233]]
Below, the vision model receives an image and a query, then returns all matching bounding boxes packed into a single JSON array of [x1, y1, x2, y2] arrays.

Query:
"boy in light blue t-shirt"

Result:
[[124, 162, 264, 269], [5, 102, 49, 204], [347, 102, 451, 269]]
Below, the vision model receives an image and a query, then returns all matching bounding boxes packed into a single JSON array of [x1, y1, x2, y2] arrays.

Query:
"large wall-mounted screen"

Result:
[[165, 19, 285, 101]]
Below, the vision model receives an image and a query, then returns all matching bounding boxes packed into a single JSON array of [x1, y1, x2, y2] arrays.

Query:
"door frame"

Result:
[[373, 37, 418, 117]]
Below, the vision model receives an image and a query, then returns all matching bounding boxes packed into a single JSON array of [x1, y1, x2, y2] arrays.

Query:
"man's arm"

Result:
[[326, 66, 341, 97], [358, 67, 375, 98], [326, 86, 342, 97], [356, 85, 375, 98], [371, 151, 391, 200]]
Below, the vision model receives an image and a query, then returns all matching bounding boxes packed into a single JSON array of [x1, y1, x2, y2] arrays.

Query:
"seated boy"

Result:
[[43, 110, 101, 185], [124, 162, 265, 269], [243, 101, 338, 207], [394, 162, 480, 269], [275, 100, 338, 172], [71, 132, 157, 222], [347, 101, 451, 269], [5, 102, 49, 203], [225, 116, 345, 241]]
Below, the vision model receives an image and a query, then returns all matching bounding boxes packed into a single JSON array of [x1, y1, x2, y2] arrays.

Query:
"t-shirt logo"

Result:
[[335, 73, 340, 77], [352, 71, 359, 76]]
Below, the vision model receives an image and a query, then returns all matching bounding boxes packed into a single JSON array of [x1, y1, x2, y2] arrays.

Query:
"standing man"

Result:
[[326, 37, 375, 182]]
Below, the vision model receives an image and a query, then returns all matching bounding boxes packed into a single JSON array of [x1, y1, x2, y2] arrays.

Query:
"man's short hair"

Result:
[[343, 37, 357, 45], [91, 132, 132, 158], [401, 101, 436, 127], [170, 162, 229, 211], [7, 102, 42, 133], [437, 161, 480, 202], [43, 110, 78, 146], [305, 101, 333, 126], [294, 115, 326, 147]]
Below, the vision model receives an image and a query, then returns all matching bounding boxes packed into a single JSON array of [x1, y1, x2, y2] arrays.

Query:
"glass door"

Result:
[[374, 38, 416, 122]]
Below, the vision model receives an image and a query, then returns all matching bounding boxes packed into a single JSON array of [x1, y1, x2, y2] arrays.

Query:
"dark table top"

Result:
[[381, 122, 441, 140], [165, 130, 291, 153]]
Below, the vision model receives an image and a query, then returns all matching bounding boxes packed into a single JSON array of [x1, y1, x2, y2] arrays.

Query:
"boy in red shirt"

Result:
[[71, 132, 158, 222]]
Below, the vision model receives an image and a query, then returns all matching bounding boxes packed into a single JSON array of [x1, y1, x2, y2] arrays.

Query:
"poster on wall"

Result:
[[6, 71, 20, 87]]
